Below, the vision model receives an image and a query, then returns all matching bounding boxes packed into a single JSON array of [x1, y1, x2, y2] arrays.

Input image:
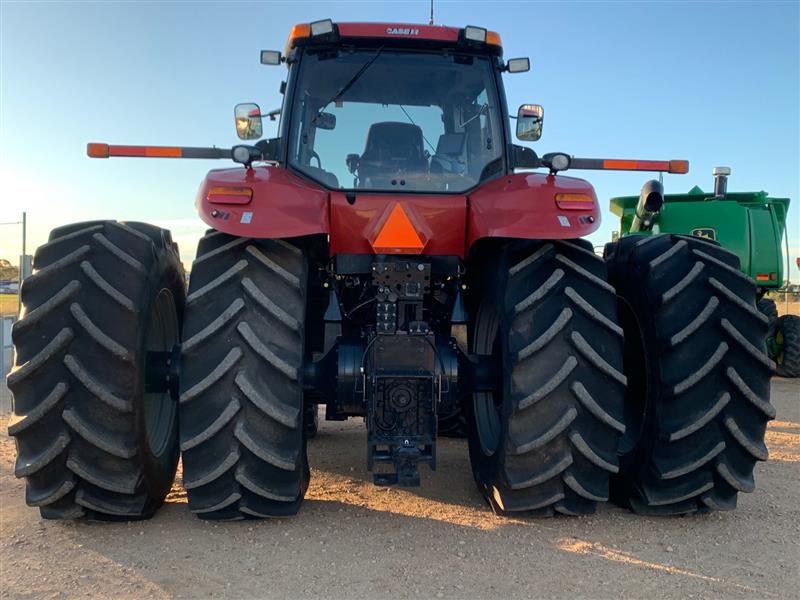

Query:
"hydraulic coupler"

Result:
[[365, 260, 438, 486], [366, 333, 437, 486]]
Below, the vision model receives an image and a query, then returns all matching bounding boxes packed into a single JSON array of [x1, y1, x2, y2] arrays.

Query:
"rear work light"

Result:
[[463, 26, 502, 47], [555, 194, 595, 210], [310, 19, 334, 36], [464, 26, 487, 42], [207, 186, 253, 205]]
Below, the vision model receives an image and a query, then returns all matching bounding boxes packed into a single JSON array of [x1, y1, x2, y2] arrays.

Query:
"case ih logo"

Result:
[[386, 27, 420, 35]]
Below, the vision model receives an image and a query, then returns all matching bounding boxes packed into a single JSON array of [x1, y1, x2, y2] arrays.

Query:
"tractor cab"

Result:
[[249, 21, 530, 194]]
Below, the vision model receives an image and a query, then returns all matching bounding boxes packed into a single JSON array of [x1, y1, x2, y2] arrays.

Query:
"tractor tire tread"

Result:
[[7, 220, 183, 520], [470, 239, 626, 516], [775, 314, 800, 377], [180, 232, 309, 519], [605, 233, 774, 515]]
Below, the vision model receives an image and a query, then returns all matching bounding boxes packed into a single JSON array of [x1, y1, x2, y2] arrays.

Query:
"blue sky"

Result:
[[1, 0, 798, 273]]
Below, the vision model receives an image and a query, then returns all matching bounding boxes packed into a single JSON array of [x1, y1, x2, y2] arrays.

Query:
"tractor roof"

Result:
[[284, 20, 503, 57]]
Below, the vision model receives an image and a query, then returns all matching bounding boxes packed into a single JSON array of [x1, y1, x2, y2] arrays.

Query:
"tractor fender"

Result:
[[466, 172, 601, 252], [195, 165, 329, 238]]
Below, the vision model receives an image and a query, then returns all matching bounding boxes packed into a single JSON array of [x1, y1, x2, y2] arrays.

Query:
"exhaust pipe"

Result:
[[713, 166, 731, 199], [630, 179, 664, 232]]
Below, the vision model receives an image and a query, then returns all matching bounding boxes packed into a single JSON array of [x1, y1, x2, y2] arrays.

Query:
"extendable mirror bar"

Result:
[[87, 143, 232, 160], [87, 143, 689, 177]]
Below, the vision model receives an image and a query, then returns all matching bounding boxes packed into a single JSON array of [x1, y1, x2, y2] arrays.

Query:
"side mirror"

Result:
[[506, 57, 530, 73], [346, 153, 360, 174], [516, 104, 544, 142], [316, 112, 337, 131], [260, 50, 282, 65], [234, 103, 263, 140]]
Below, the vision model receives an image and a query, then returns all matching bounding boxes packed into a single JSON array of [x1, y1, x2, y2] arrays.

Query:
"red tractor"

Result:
[[8, 21, 774, 520]]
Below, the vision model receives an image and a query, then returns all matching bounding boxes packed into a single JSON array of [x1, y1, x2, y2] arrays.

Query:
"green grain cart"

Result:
[[610, 167, 799, 377]]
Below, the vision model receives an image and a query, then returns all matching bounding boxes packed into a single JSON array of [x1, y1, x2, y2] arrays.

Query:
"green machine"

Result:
[[610, 167, 799, 377]]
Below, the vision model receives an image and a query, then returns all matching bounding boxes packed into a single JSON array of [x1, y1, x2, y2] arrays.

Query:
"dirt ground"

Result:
[[0, 378, 797, 600]]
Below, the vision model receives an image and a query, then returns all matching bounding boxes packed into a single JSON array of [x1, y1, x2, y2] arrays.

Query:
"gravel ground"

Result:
[[1, 377, 798, 599]]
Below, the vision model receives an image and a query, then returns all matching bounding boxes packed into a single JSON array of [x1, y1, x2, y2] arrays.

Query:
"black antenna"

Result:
[[429, 0, 434, 25]]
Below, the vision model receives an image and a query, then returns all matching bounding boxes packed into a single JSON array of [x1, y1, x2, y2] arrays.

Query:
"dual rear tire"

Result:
[[8, 221, 184, 519], [465, 234, 774, 516], [8, 225, 312, 521], [178, 231, 309, 519], [467, 239, 627, 515], [604, 234, 775, 513]]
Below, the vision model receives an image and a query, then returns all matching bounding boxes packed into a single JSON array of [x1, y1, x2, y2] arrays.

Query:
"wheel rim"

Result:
[[473, 303, 502, 456], [143, 289, 179, 458]]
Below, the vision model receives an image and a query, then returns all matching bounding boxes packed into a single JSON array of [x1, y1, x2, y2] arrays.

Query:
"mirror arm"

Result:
[[254, 138, 282, 163], [263, 108, 281, 121], [512, 145, 540, 169]]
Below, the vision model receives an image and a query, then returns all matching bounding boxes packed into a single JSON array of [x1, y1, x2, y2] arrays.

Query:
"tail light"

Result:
[[207, 186, 253, 205], [555, 194, 595, 210]]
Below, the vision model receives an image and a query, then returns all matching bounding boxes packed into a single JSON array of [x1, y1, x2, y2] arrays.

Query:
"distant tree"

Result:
[[0, 258, 19, 281]]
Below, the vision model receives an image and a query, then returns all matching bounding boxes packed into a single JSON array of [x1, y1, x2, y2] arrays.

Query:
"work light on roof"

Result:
[[464, 26, 487, 42], [310, 19, 334, 36]]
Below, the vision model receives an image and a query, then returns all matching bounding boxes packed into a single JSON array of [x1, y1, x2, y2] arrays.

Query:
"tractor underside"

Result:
[[307, 254, 472, 486]]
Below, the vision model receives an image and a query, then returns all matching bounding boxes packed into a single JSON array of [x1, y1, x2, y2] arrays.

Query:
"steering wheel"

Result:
[[310, 151, 322, 169]]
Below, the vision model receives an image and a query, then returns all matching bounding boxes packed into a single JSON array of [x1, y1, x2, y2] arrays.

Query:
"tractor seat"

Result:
[[359, 122, 428, 178]]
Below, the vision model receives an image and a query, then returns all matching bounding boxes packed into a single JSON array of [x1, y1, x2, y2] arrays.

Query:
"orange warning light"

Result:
[[371, 204, 426, 254]]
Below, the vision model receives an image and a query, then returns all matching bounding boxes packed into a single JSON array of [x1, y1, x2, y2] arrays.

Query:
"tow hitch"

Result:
[[365, 260, 438, 486]]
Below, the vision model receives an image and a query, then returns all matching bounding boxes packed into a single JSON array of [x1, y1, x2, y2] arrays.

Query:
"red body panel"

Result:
[[196, 166, 600, 258], [467, 173, 600, 251], [336, 23, 461, 43], [330, 193, 467, 257], [196, 166, 329, 238]]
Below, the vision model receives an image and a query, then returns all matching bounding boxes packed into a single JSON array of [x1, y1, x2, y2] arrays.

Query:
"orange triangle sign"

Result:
[[371, 204, 425, 253]]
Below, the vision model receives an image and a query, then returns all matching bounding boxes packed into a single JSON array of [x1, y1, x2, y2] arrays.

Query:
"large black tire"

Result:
[[775, 314, 800, 377], [7, 221, 184, 520], [467, 240, 626, 516], [179, 231, 309, 519], [757, 297, 778, 337], [605, 234, 775, 514]]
